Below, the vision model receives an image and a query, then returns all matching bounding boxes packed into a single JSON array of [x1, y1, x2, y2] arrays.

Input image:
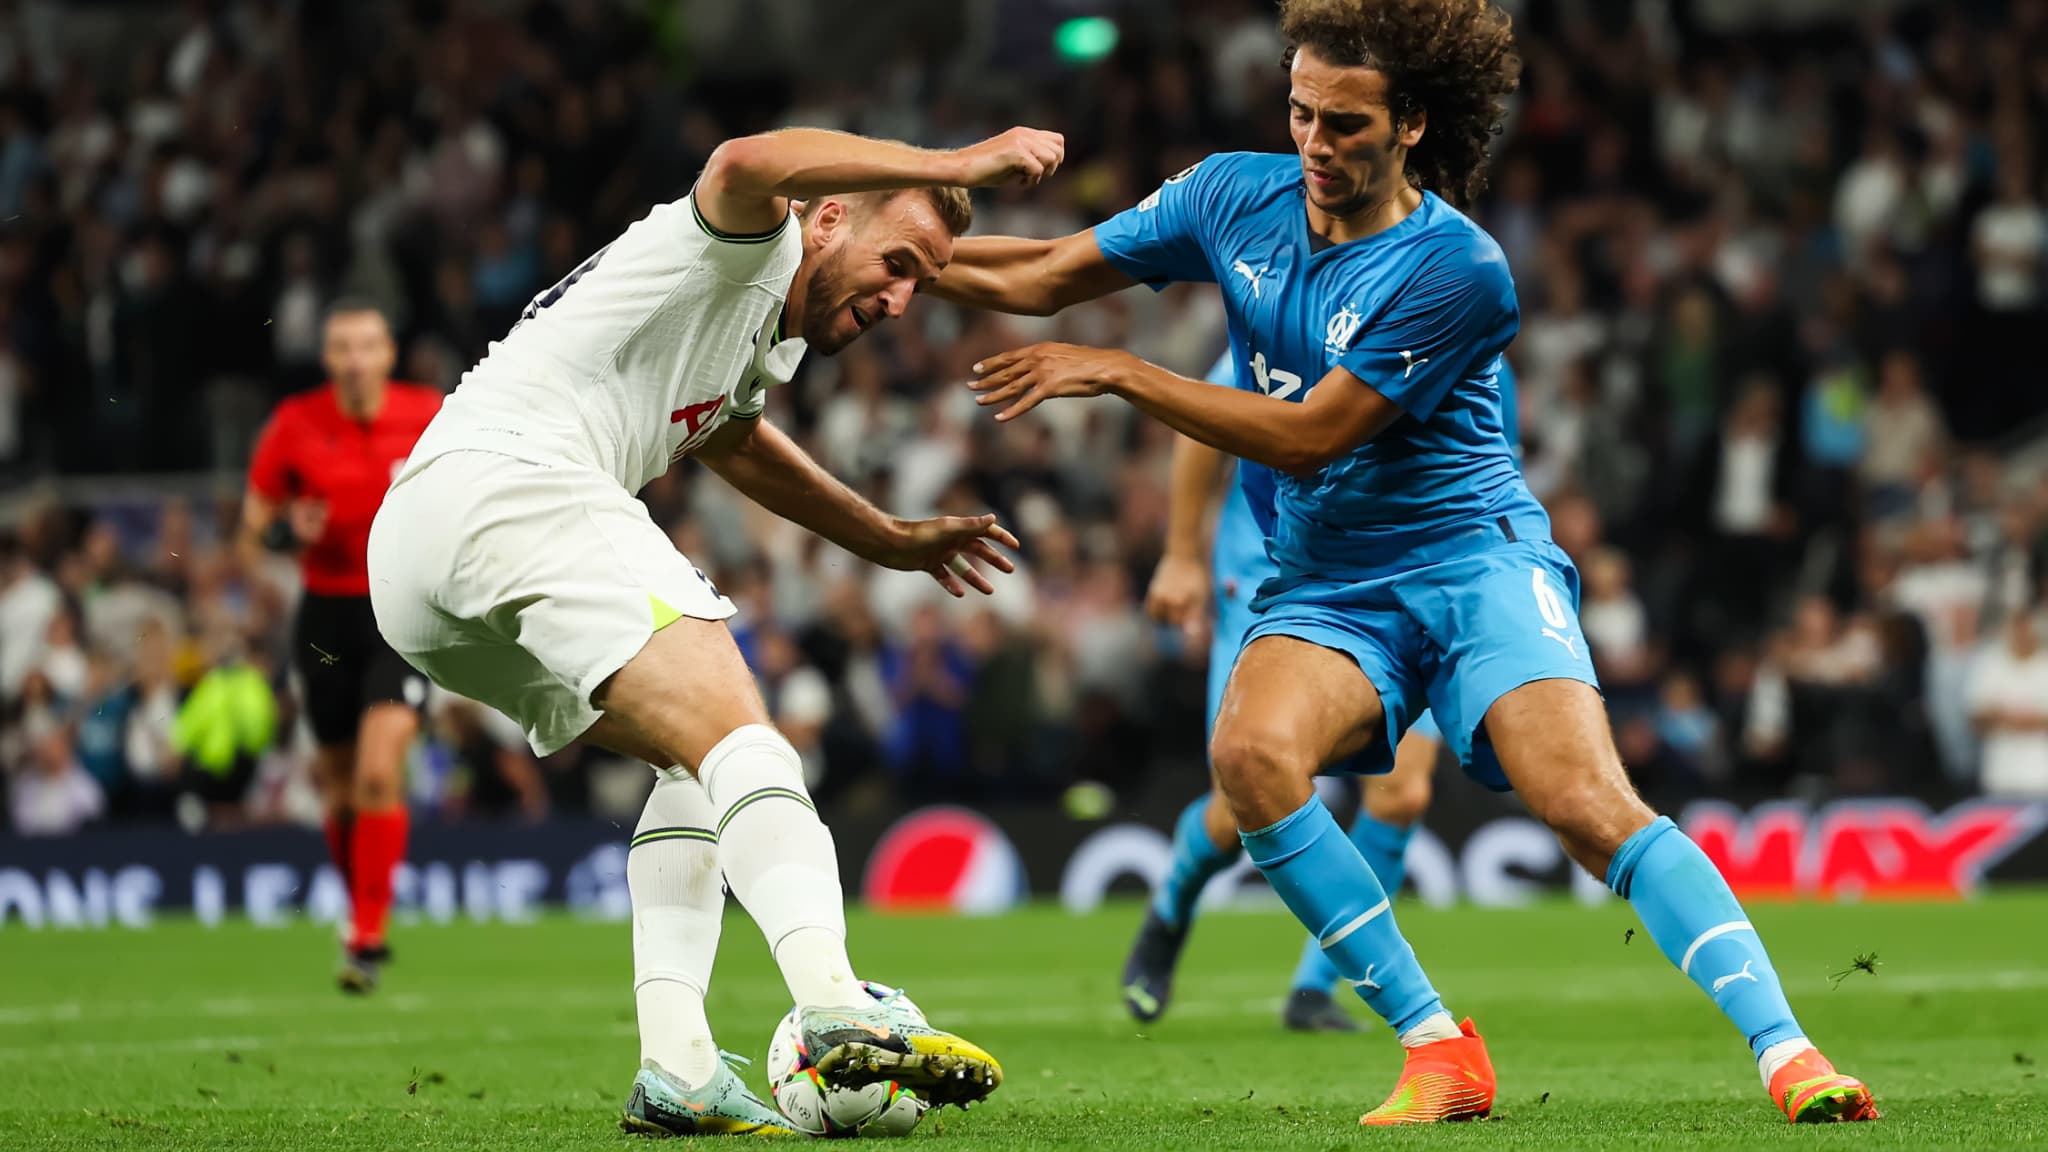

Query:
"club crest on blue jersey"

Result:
[[1324, 304, 1364, 355]]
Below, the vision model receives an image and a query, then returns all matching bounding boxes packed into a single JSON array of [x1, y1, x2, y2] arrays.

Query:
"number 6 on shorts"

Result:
[[1532, 567, 1569, 630]]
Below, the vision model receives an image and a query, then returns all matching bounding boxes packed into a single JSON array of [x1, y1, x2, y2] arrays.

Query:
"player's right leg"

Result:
[[1282, 716, 1436, 1032], [1211, 635, 1491, 1125], [619, 769, 791, 1136], [310, 743, 354, 893], [590, 615, 1001, 1108]]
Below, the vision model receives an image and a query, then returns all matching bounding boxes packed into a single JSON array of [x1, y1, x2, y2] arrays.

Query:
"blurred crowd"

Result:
[[6, 0, 2048, 838]]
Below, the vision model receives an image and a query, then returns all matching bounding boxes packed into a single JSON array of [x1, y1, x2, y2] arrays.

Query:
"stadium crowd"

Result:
[[5, 0, 2048, 838]]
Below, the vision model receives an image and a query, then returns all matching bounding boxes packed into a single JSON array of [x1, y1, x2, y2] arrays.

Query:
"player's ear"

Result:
[[1397, 108, 1426, 150], [810, 198, 848, 242]]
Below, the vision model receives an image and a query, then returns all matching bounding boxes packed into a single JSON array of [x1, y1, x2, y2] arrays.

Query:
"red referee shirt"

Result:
[[247, 382, 443, 597]]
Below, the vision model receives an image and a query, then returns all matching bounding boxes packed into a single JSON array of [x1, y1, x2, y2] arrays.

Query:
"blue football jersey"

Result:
[[1096, 153, 1544, 583]]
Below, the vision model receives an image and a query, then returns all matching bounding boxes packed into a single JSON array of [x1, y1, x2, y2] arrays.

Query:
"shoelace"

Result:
[[717, 1050, 753, 1074], [867, 983, 917, 1012]]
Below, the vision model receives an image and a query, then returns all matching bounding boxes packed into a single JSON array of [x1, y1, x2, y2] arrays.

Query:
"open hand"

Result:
[[970, 343, 1128, 422], [949, 127, 1066, 189], [875, 514, 1021, 597]]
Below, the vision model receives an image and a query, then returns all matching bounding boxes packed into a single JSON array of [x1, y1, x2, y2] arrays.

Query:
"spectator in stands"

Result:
[[1970, 159, 2045, 430], [1581, 547, 1657, 711], [429, 692, 547, 823], [1968, 609, 2048, 799], [1860, 352, 1948, 523], [169, 625, 276, 825], [1683, 379, 1799, 654], [883, 604, 973, 798], [8, 725, 102, 837], [74, 649, 131, 801], [1653, 668, 1725, 791], [754, 627, 835, 793], [0, 531, 59, 702], [121, 618, 182, 816]]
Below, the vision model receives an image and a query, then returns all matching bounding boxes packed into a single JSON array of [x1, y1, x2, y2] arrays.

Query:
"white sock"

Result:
[[1757, 1036, 1812, 1087], [1397, 1011, 1461, 1048], [698, 724, 867, 1009], [630, 773, 726, 1087]]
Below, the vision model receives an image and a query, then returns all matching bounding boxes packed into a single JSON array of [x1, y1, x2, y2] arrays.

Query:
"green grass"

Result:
[[3, 894, 2046, 1150]]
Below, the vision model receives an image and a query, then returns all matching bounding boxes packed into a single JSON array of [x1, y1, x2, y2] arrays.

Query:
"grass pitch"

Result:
[[3, 894, 2046, 1150]]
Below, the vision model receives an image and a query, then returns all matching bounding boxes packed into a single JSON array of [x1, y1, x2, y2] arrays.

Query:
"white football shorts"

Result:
[[367, 450, 734, 755]]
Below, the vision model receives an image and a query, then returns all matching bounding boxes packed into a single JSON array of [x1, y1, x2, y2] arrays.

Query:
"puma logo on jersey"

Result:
[[1400, 349, 1430, 378], [1232, 259, 1268, 299], [1541, 628, 1580, 659]]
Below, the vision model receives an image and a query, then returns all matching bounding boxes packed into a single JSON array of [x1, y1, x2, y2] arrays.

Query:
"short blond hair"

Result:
[[816, 186, 974, 236]]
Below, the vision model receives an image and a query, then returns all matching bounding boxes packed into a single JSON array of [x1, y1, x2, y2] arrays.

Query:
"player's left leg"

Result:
[[1486, 680, 1877, 1123], [1122, 591, 1250, 1022], [1122, 784, 1237, 1021], [338, 699, 417, 991], [1283, 718, 1437, 1032], [1431, 542, 1876, 1123], [311, 742, 355, 898]]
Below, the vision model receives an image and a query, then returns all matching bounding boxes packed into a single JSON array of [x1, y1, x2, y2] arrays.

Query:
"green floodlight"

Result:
[[1055, 16, 1119, 64]]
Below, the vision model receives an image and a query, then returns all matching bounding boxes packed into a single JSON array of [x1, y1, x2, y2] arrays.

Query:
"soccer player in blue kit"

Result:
[[1125, 350, 1473, 1034], [934, 0, 1877, 1127]]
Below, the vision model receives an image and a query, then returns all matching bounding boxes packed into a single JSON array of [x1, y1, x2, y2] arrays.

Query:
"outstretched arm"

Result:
[[971, 345, 1402, 477], [936, 154, 1238, 317], [971, 251, 1514, 475], [696, 126, 1065, 236], [931, 230, 1138, 317], [695, 418, 1018, 597]]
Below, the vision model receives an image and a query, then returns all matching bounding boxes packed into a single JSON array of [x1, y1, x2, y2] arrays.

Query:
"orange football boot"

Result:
[[1769, 1048, 1880, 1123], [1359, 1017, 1495, 1126]]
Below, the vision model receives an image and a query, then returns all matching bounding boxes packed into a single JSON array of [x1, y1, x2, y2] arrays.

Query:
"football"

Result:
[[765, 981, 932, 1138]]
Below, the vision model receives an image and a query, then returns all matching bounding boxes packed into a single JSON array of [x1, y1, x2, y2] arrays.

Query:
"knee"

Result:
[[1210, 725, 1286, 787], [1209, 723, 1317, 811], [1524, 776, 1654, 874]]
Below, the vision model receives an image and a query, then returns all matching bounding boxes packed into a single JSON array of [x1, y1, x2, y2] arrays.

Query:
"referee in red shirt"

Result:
[[244, 300, 442, 993]]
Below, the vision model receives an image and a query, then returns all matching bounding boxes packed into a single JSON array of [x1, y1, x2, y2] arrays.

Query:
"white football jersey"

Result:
[[404, 193, 808, 492]]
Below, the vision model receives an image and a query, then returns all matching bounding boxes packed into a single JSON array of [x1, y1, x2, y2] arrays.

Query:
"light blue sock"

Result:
[[1608, 816, 1805, 1057], [1289, 813, 1415, 993], [1243, 797, 1445, 1034], [1150, 795, 1240, 930]]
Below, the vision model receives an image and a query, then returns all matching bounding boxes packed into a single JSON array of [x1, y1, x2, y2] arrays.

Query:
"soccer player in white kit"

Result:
[[368, 124, 1064, 1135]]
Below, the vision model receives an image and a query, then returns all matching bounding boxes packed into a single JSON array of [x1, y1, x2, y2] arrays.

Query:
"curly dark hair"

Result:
[[1279, 0, 1521, 209]]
